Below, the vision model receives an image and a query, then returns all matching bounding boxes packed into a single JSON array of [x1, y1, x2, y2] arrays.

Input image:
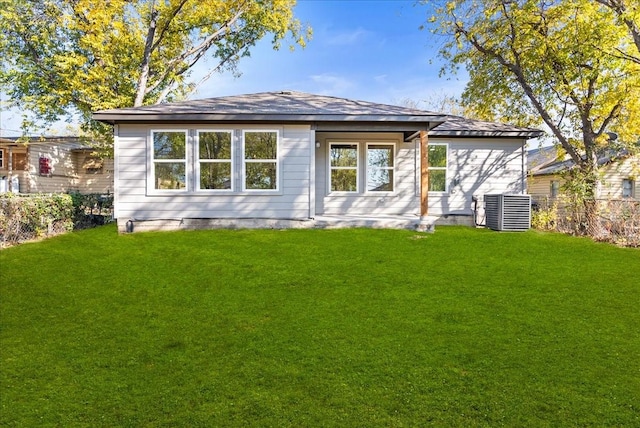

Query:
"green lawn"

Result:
[[1, 225, 639, 426]]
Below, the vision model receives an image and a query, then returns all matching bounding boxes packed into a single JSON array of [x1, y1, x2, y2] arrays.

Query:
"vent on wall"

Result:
[[485, 194, 531, 231]]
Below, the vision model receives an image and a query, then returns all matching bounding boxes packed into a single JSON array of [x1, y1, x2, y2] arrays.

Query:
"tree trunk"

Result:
[[134, 3, 158, 107]]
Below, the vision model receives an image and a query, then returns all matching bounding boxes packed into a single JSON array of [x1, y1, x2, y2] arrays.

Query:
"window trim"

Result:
[[550, 180, 560, 198], [149, 129, 189, 193], [328, 142, 360, 194], [427, 142, 448, 194], [622, 178, 635, 198], [195, 129, 234, 192], [0, 148, 5, 169], [365, 142, 395, 193], [241, 129, 280, 192]]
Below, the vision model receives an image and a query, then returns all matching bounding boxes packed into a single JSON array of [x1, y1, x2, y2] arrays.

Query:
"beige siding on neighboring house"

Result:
[[529, 155, 639, 200], [528, 175, 565, 197], [600, 157, 639, 199], [74, 155, 114, 194], [1, 141, 114, 194], [25, 142, 80, 193]]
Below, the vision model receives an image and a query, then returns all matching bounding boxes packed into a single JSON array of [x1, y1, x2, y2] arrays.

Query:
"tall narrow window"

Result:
[[622, 179, 635, 198], [198, 131, 232, 190], [0, 149, 4, 168], [550, 180, 560, 198], [243, 131, 278, 190], [330, 143, 358, 192], [152, 131, 187, 190], [367, 143, 394, 192], [428, 144, 447, 192]]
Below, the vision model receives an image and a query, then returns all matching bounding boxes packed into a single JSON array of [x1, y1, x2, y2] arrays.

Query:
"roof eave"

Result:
[[429, 130, 544, 139], [92, 112, 449, 124]]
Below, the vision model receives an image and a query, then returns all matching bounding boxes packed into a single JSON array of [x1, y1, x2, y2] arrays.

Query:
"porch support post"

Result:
[[420, 130, 429, 217]]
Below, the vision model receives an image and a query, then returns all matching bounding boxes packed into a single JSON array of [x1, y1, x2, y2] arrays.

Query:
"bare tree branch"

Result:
[[142, 7, 247, 100]]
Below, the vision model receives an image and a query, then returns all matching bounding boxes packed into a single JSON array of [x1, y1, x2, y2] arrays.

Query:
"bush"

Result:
[[68, 192, 114, 229], [0, 193, 74, 247], [530, 195, 640, 247], [531, 201, 558, 230]]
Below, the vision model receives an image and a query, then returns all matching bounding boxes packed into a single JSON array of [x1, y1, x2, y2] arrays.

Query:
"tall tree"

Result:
[[0, 0, 310, 148], [595, 0, 640, 63], [424, 0, 640, 233]]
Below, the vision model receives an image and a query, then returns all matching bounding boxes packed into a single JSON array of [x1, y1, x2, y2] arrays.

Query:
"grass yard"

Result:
[[1, 225, 639, 426]]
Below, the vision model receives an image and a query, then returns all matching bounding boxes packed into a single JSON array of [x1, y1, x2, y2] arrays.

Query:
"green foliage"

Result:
[[0, 0, 311, 152], [0, 193, 74, 245], [424, 0, 640, 224], [531, 202, 558, 230], [67, 191, 114, 228], [1, 227, 639, 425]]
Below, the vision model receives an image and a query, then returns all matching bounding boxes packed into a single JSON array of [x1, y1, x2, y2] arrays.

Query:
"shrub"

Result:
[[0, 193, 74, 247], [68, 191, 114, 229], [531, 201, 558, 230], [530, 195, 640, 247]]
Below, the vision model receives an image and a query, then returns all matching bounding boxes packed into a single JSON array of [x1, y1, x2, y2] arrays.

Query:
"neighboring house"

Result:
[[92, 91, 542, 232], [528, 146, 639, 200], [0, 136, 113, 194]]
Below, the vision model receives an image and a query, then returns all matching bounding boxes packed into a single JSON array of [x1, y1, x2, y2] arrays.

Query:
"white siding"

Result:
[[438, 138, 526, 216], [316, 134, 526, 217], [316, 132, 419, 216], [115, 124, 312, 221], [116, 124, 529, 223]]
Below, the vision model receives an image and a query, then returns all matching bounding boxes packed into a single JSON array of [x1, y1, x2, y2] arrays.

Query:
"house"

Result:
[[528, 146, 639, 200], [0, 136, 114, 195], [92, 91, 542, 232]]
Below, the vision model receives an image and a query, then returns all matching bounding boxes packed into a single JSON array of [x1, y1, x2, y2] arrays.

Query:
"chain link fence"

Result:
[[531, 195, 640, 247], [0, 192, 114, 248]]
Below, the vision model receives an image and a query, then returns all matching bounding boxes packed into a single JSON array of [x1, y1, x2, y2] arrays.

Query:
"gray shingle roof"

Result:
[[94, 91, 445, 122], [93, 91, 542, 138], [528, 148, 633, 175], [429, 115, 542, 138], [527, 146, 561, 172]]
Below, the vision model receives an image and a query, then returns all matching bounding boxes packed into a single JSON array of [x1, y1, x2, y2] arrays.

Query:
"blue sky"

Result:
[[196, 0, 467, 103], [0, 0, 468, 136]]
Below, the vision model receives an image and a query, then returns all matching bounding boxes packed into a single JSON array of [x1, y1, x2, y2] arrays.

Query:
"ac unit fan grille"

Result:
[[484, 194, 531, 231]]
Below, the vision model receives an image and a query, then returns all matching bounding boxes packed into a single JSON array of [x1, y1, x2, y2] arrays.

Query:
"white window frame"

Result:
[[196, 129, 234, 192], [365, 142, 395, 193], [329, 142, 359, 193], [0, 149, 5, 169], [427, 142, 448, 194], [622, 178, 635, 198], [242, 129, 280, 192], [149, 129, 189, 193]]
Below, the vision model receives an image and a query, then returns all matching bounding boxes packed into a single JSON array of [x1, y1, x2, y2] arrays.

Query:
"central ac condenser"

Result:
[[484, 194, 531, 231]]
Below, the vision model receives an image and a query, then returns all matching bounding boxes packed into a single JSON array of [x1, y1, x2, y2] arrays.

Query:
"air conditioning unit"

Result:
[[484, 194, 531, 231]]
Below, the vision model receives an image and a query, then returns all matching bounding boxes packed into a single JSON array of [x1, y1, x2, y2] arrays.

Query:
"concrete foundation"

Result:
[[117, 214, 452, 234]]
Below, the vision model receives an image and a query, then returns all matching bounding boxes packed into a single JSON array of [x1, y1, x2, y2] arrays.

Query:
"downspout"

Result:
[[521, 142, 526, 193], [113, 124, 120, 223]]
